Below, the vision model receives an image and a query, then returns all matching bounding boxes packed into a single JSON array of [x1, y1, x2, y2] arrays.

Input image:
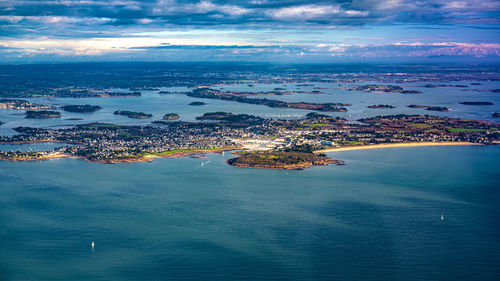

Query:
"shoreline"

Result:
[[1, 147, 237, 163], [94, 147, 238, 164], [314, 142, 483, 153]]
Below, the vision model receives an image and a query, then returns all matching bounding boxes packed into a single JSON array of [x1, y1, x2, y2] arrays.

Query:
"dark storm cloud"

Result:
[[1, 0, 499, 38]]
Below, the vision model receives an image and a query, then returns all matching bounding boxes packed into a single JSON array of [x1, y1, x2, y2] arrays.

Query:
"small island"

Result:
[[102, 91, 141, 97], [163, 113, 180, 120], [114, 110, 152, 119], [408, 104, 450, 111], [25, 110, 61, 119], [227, 151, 344, 170], [61, 104, 102, 113], [353, 85, 422, 94], [460, 101, 494, 106], [189, 101, 206, 106], [196, 112, 265, 126], [493, 113, 500, 118], [368, 104, 395, 109]]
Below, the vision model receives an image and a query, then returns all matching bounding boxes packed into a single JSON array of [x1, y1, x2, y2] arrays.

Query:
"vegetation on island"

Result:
[[25, 110, 61, 119], [353, 84, 422, 94], [163, 113, 180, 120], [368, 104, 395, 109], [103, 91, 141, 97], [460, 101, 494, 106], [61, 104, 102, 113], [189, 101, 206, 106], [196, 112, 265, 126], [422, 84, 468, 88], [228, 151, 343, 170], [408, 104, 450, 111], [114, 110, 152, 119]]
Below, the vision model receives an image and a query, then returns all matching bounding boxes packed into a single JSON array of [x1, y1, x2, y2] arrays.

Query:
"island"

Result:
[[163, 113, 180, 120], [102, 91, 141, 97], [189, 101, 206, 106], [196, 112, 266, 127], [408, 104, 450, 111], [493, 113, 500, 118], [227, 151, 344, 170], [460, 101, 494, 106], [352, 85, 422, 94], [25, 110, 61, 119], [422, 84, 468, 88], [61, 104, 102, 113], [114, 110, 152, 119], [367, 104, 395, 109]]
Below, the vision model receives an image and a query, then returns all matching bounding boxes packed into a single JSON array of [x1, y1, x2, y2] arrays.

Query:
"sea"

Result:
[[0, 80, 499, 280]]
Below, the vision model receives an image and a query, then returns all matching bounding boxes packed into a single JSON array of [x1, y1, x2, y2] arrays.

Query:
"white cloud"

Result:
[[267, 4, 369, 20], [153, 0, 250, 17]]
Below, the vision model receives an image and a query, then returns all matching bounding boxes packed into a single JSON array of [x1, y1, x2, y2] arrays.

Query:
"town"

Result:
[[0, 112, 498, 168]]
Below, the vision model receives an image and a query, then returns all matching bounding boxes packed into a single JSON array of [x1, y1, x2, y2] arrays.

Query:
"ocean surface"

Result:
[[0, 80, 499, 280], [0, 146, 499, 280]]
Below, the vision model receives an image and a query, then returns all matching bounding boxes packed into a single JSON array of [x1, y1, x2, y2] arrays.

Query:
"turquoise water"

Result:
[[1, 145, 499, 280]]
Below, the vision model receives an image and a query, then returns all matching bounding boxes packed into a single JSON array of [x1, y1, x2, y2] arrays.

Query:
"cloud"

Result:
[[1, 0, 499, 31], [266, 4, 369, 20], [0, 0, 499, 62]]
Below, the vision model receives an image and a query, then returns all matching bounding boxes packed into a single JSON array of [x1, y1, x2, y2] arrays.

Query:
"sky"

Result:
[[0, 0, 500, 63]]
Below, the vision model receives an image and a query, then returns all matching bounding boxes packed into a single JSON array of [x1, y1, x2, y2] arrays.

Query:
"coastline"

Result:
[[0, 152, 73, 161], [1, 147, 237, 163], [94, 147, 238, 164], [315, 142, 483, 153], [227, 158, 344, 170]]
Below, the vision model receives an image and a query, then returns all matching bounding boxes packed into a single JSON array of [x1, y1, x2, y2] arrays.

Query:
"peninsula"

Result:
[[0, 99, 55, 110], [0, 113, 498, 168]]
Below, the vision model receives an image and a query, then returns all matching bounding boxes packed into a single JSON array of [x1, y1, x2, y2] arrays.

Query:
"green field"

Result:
[[151, 147, 233, 156], [446, 127, 491, 132]]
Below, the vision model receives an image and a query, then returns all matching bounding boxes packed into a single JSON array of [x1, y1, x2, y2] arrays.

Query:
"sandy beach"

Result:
[[315, 142, 482, 153]]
